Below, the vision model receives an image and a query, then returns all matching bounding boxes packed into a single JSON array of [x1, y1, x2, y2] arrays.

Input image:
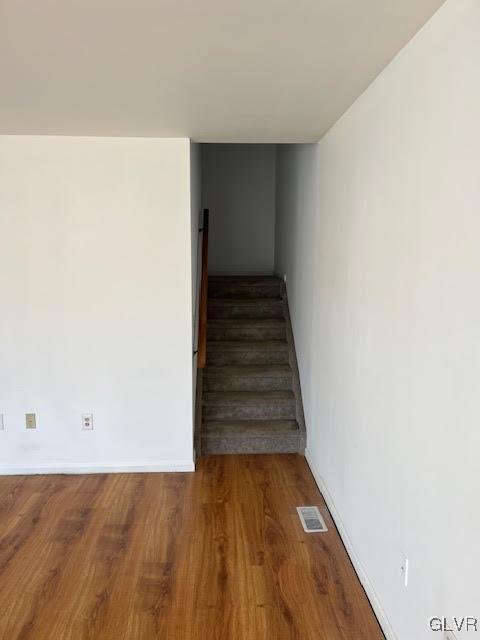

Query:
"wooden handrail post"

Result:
[[198, 209, 209, 369]]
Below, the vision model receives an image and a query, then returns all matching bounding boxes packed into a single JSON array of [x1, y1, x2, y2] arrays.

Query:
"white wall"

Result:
[[275, 1, 480, 638], [202, 144, 276, 274], [0, 136, 195, 473]]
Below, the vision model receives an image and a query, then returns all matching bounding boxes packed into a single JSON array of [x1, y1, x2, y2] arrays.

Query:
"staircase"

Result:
[[200, 275, 306, 455]]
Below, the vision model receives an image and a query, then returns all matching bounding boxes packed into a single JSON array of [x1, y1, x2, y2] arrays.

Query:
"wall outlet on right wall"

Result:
[[400, 556, 409, 588]]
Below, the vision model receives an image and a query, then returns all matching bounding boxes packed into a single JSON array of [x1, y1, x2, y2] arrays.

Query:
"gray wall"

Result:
[[202, 144, 276, 275]]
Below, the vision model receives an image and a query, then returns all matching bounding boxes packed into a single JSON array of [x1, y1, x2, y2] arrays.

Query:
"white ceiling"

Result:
[[0, 0, 445, 142]]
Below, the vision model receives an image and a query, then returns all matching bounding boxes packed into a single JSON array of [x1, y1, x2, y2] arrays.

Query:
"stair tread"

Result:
[[209, 275, 282, 283], [204, 390, 295, 405], [207, 340, 288, 351], [208, 318, 285, 326], [208, 298, 283, 305], [204, 420, 299, 436], [205, 364, 291, 378]]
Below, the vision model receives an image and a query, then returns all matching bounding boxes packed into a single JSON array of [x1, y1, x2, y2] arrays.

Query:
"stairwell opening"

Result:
[[196, 143, 307, 456]]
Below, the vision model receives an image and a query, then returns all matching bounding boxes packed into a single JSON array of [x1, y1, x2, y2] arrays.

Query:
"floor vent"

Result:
[[296, 506, 328, 533]]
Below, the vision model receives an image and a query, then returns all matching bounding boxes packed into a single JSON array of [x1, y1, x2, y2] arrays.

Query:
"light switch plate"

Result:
[[26, 413, 36, 429]]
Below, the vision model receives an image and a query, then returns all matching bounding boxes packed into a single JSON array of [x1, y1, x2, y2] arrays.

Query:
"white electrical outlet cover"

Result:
[[401, 556, 409, 587], [82, 414, 94, 430], [0, 414, 4, 430]]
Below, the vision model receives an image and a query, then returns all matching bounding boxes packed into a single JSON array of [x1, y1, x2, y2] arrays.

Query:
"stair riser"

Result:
[[208, 304, 284, 320], [208, 284, 282, 299], [206, 351, 289, 366], [201, 434, 300, 455], [204, 375, 292, 392], [207, 326, 286, 341], [204, 404, 296, 421]]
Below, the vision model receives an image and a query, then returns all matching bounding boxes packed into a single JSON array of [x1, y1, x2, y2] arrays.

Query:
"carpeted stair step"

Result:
[[203, 390, 296, 421], [208, 298, 284, 320], [208, 276, 283, 300], [204, 364, 293, 392], [207, 319, 287, 342], [201, 419, 300, 454], [199, 274, 306, 456], [206, 340, 289, 366]]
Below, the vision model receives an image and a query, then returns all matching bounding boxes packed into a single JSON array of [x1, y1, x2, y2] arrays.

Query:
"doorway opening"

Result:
[[195, 143, 306, 456]]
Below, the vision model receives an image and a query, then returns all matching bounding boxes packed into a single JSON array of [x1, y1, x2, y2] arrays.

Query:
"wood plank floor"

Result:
[[0, 455, 384, 639]]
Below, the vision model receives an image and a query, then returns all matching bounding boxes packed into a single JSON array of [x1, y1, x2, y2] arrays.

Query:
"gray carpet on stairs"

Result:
[[201, 275, 306, 455]]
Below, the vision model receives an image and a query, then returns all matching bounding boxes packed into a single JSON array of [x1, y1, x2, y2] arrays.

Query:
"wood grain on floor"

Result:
[[0, 455, 384, 640]]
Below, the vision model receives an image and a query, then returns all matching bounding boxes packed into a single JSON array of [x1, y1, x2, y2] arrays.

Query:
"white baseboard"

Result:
[[0, 459, 195, 475], [305, 449, 397, 640]]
